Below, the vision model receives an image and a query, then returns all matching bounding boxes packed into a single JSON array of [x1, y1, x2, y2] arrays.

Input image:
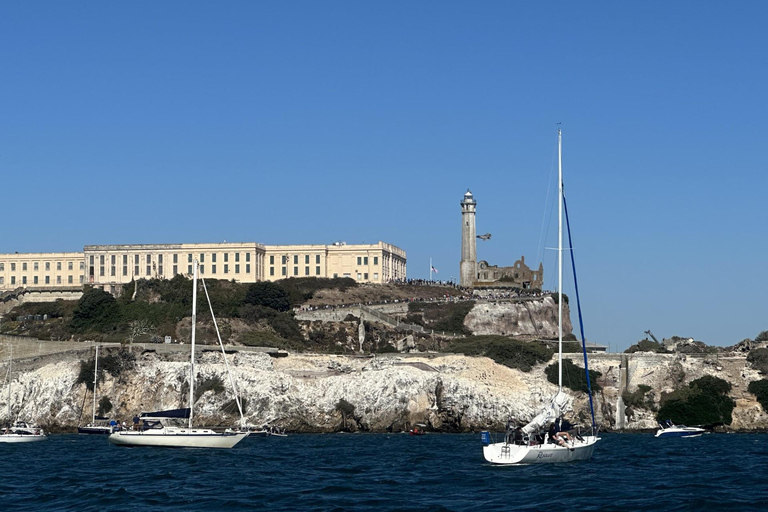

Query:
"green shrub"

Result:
[[245, 282, 291, 312], [447, 336, 553, 372], [625, 339, 668, 353], [622, 384, 654, 410], [747, 348, 768, 374], [407, 301, 475, 335], [238, 330, 305, 351], [70, 288, 121, 332], [277, 277, 357, 307], [268, 313, 303, 342], [98, 396, 113, 416], [657, 375, 735, 427], [755, 331, 768, 343], [545, 358, 602, 392], [748, 379, 768, 411]]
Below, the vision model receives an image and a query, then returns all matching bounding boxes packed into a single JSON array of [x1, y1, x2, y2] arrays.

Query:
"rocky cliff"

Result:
[[4, 345, 767, 433], [464, 296, 572, 338]]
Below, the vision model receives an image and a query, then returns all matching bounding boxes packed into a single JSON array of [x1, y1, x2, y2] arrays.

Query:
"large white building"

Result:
[[0, 241, 406, 296]]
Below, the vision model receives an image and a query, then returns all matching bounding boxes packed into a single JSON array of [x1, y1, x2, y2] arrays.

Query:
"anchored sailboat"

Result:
[[108, 261, 247, 448], [481, 129, 600, 464], [78, 345, 115, 435], [0, 347, 47, 443]]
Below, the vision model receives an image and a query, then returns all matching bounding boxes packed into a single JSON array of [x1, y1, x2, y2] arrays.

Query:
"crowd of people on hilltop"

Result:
[[472, 289, 554, 301], [296, 292, 472, 312], [391, 278, 461, 288]]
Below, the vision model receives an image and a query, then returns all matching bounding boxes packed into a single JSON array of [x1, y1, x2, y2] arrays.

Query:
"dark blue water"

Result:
[[1, 433, 767, 511]]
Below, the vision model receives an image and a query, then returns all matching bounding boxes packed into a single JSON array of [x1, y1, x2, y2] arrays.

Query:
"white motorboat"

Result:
[[481, 129, 600, 464], [655, 420, 705, 438], [109, 261, 247, 448]]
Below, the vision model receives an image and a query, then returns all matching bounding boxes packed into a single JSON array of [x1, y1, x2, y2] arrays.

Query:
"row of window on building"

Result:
[[0, 275, 83, 286], [0, 261, 83, 272], [92, 263, 252, 277], [89, 252, 251, 266]]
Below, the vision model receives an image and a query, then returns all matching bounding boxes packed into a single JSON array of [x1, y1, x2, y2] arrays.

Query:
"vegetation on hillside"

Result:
[[625, 339, 668, 354], [545, 358, 602, 393], [446, 336, 553, 372], [75, 348, 137, 391], [4, 276, 356, 346], [747, 348, 768, 375], [406, 301, 475, 336], [656, 375, 735, 427], [748, 379, 768, 411], [622, 384, 655, 411]]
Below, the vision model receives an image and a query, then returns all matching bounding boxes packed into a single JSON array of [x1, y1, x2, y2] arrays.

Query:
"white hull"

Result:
[[0, 433, 48, 443], [655, 427, 705, 438], [108, 427, 247, 448], [483, 436, 600, 465]]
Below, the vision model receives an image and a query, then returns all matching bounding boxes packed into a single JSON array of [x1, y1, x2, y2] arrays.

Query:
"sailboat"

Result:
[[0, 347, 48, 443], [108, 261, 248, 448], [481, 129, 600, 464], [78, 345, 115, 435]]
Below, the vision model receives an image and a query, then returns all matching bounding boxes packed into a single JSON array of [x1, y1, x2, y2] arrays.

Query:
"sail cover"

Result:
[[140, 408, 191, 420], [521, 391, 569, 435]]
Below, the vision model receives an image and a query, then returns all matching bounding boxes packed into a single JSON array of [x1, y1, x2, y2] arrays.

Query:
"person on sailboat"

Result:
[[547, 423, 573, 448]]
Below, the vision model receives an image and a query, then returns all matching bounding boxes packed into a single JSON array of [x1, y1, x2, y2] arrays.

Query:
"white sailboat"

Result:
[[0, 347, 48, 443], [108, 261, 248, 448], [481, 129, 600, 464], [78, 345, 115, 435]]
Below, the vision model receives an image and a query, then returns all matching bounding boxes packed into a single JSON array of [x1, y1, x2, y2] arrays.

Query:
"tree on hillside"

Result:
[[245, 282, 291, 312], [70, 288, 120, 332], [755, 331, 768, 342], [657, 375, 735, 427]]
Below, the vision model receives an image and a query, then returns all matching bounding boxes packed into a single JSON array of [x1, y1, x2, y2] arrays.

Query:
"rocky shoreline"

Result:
[[4, 343, 768, 433]]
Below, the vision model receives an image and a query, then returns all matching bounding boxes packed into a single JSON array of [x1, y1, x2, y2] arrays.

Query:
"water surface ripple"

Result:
[[1, 433, 766, 511]]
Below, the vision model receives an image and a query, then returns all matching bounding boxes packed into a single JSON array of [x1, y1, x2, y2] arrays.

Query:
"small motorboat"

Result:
[[655, 420, 705, 438], [409, 424, 427, 436]]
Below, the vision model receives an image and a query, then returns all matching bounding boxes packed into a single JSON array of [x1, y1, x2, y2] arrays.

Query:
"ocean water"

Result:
[[1, 432, 767, 511]]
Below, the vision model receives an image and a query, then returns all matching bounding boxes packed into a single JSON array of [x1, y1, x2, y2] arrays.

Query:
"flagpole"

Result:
[[429, 258, 432, 282]]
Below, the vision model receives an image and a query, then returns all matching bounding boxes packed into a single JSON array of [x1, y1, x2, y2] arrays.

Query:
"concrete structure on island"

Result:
[[459, 190, 477, 288], [0, 240, 406, 298], [459, 190, 543, 289]]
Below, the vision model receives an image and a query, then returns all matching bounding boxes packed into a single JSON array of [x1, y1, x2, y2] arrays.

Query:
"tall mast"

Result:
[[189, 260, 198, 429], [558, 128, 563, 391], [7, 347, 11, 425], [92, 345, 99, 424]]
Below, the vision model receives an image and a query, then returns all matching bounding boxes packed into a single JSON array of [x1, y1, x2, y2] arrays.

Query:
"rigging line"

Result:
[[199, 276, 245, 425], [536, 135, 559, 269], [77, 344, 96, 426], [563, 191, 597, 435]]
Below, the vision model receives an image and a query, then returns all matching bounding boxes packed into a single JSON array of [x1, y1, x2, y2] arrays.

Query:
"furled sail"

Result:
[[521, 391, 569, 435]]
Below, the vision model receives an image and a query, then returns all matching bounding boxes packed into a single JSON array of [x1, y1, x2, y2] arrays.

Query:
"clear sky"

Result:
[[2, 2, 766, 351]]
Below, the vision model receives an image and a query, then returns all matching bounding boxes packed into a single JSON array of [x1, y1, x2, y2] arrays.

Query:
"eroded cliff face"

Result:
[[464, 297, 573, 338], [5, 349, 767, 433]]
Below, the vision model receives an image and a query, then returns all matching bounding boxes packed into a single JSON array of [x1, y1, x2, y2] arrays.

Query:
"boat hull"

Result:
[[655, 429, 704, 438], [108, 428, 247, 448], [78, 426, 113, 435], [0, 433, 48, 443], [483, 436, 600, 465]]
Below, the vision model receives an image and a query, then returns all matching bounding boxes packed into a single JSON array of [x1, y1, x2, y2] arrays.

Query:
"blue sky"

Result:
[[2, 2, 766, 351]]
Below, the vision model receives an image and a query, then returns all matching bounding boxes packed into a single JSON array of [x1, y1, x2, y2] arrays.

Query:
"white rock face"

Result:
[[3, 350, 767, 432], [464, 297, 573, 338]]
